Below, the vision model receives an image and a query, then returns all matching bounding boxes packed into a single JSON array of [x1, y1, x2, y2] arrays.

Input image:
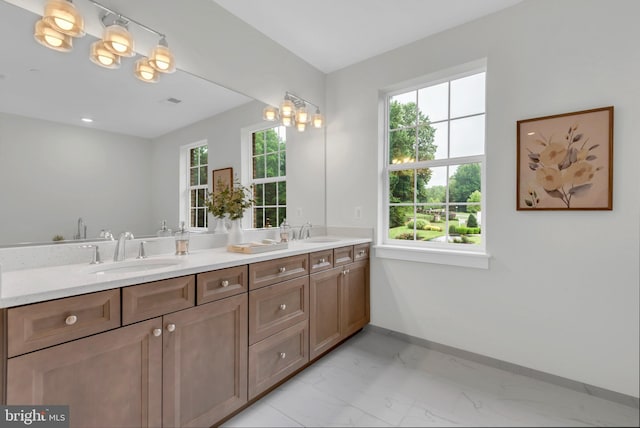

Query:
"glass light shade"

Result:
[[262, 106, 278, 121], [280, 99, 295, 118], [296, 106, 309, 123], [103, 24, 135, 57], [281, 116, 293, 127], [134, 57, 159, 83], [312, 112, 324, 128], [34, 19, 72, 52], [43, 0, 85, 37], [149, 44, 175, 73], [296, 121, 307, 132], [89, 40, 120, 69]]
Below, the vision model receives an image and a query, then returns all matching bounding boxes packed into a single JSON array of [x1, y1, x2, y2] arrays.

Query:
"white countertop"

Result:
[[0, 236, 371, 308]]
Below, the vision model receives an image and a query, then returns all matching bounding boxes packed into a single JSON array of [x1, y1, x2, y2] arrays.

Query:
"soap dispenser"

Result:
[[157, 220, 173, 237], [174, 221, 190, 255], [279, 218, 291, 242]]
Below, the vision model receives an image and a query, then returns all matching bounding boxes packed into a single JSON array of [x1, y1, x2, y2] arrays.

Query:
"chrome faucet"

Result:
[[74, 217, 86, 240], [298, 222, 312, 240], [113, 232, 134, 262]]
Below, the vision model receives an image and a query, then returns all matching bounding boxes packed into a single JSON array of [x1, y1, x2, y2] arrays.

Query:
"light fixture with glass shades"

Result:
[[263, 92, 325, 132], [32, 0, 176, 84]]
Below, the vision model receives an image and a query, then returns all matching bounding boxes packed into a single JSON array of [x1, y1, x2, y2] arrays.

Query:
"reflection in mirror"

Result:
[[0, 0, 255, 247]]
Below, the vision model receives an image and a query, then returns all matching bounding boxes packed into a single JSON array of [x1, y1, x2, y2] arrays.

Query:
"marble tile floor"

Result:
[[223, 328, 639, 427]]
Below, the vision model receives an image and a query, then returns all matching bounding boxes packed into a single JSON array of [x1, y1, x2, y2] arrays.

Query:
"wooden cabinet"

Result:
[[7, 318, 163, 428], [163, 294, 248, 428], [249, 253, 309, 290], [197, 265, 248, 304], [309, 246, 370, 361], [122, 275, 195, 325]]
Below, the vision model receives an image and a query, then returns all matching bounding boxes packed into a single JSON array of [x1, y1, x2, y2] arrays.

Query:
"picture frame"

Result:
[[516, 106, 613, 210], [212, 167, 233, 195]]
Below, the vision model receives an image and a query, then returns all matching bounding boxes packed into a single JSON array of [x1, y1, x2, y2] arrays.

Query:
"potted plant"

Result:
[[206, 178, 254, 244]]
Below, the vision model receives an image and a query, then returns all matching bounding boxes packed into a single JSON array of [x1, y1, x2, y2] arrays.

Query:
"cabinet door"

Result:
[[341, 259, 370, 338], [309, 267, 342, 360], [162, 293, 248, 428], [7, 318, 162, 428]]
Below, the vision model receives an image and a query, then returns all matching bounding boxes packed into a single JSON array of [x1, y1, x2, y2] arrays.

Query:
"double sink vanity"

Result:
[[0, 235, 371, 427]]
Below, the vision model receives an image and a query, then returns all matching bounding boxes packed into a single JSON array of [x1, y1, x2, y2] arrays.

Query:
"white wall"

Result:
[[0, 113, 154, 244], [325, 0, 639, 397]]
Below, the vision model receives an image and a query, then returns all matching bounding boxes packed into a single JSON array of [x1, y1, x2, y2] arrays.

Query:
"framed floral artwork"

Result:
[[516, 106, 613, 210], [212, 167, 233, 195]]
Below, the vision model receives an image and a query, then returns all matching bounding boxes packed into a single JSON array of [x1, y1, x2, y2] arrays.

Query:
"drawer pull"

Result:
[[278, 267, 286, 273], [319, 258, 326, 263], [65, 315, 78, 326], [166, 323, 176, 333], [279, 352, 286, 359], [342, 269, 350, 276], [220, 280, 230, 287], [152, 328, 162, 337], [358, 250, 366, 256], [279, 304, 287, 311]]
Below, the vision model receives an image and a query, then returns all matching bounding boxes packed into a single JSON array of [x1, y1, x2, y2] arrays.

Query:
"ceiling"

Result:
[[1, 0, 523, 138], [213, 0, 523, 73]]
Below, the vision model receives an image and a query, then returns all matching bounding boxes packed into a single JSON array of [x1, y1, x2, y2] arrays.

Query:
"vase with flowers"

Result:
[[206, 178, 254, 245]]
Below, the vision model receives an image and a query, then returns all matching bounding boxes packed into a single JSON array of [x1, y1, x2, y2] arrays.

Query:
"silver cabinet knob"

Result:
[[358, 250, 366, 256], [279, 352, 286, 359], [319, 258, 326, 263], [65, 315, 78, 326], [152, 328, 162, 337], [220, 280, 230, 287], [278, 267, 286, 273], [279, 304, 287, 311], [166, 323, 176, 332]]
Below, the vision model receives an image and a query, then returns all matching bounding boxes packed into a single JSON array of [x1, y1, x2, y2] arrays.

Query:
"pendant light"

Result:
[[34, 19, 72, 52], [296, 105, 309, 124], [312, 109, 324, 128], [280, 97, 295, 118], [296, 121, 307, 132], [281, 116, 293, 127], [89, 40, 120, 69], [43, 0, 85, 37], [102, 15, 135, 57], [134, 57, 159, 83], [148, 37, 176, 73]]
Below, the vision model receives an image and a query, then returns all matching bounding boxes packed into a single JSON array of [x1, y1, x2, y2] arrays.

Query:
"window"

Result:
[[384, 70, 485, 252], [251, 126, 286, 228], [181, 142, 208, 230]]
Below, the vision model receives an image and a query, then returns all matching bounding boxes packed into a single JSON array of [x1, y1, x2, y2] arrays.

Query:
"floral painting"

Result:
[[517, 106, 613, 210]]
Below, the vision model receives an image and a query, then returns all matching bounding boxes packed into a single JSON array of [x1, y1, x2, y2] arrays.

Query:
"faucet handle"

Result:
[[137, 241, 148, 259], [81, 244, 102, 265]]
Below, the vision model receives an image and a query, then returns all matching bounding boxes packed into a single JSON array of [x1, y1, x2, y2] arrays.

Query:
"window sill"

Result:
[[373, 244, 490, 269]]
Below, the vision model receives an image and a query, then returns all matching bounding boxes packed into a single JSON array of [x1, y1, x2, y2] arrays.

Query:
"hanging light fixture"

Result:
[[101, 13, 135, 57], [296, 105, 309, 124], [148, 37, 176, 73], [263, 105, 279, 121], [134, 57, 159, 83], [296, 121, 307, 132], [280, 96, 295, 118], [312, 108, 324, 128], [42, 0, 85, 37], [281, 116, 293, 127], [34, 19, 73, 52], [89, 40, 120, 69]]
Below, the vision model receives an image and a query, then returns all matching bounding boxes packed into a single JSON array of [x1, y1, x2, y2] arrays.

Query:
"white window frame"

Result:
[[241, 122, 287, 230], [376, 60, 490, 269], [179, 140, 209, 232]]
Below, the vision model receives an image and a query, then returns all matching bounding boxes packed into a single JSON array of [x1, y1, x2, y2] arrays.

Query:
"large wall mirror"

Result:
[[0, 0, 326, 247]]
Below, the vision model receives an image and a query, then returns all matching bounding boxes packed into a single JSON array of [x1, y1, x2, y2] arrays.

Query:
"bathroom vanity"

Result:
[[0, 237, 370, 428]]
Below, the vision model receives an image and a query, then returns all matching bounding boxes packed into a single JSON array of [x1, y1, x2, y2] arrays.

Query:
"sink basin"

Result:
[[86, 258, 184, 275]]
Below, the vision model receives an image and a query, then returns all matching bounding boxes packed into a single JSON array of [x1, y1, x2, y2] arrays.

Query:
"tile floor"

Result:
[[223, 328, 639, 427]]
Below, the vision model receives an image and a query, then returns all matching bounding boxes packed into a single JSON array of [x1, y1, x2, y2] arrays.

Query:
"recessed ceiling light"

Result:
[[81, 117, 93, 123]]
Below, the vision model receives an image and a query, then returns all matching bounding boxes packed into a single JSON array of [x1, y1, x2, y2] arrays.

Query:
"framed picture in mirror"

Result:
[[212, 167, 233, 195]]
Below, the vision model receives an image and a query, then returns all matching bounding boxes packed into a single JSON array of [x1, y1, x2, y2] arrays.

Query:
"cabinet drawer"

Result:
[[197, 265, 248, 305], [334, 246, 354, 267], [249, 254, 309, 290], [249, 276, 309, 345], [354, 244, 370, 261], [309, 249, 333, 273], [122, 275, 195, 325], [7, 289, 120, 357], [248, 321, 308, 400]]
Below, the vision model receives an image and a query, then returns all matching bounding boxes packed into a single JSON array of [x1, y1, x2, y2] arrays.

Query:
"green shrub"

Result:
[[449, 226, 481, 235], [389, 206, 409, 228], [395, 232, 414, 240], [449, 225, 458, 234], [406, 219, 429, 230], [453, 235, 473, 244], [424, 225, 442, 232], [467, 214, 478, 228]]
